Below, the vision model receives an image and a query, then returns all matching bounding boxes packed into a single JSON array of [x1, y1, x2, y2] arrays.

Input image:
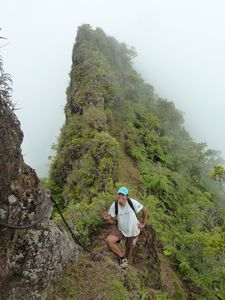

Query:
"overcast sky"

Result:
[[1, 0, 225, 177]]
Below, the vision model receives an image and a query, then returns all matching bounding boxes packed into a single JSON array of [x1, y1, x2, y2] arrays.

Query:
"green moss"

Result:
[[174, 282, 186, 300], [107, 277, 128, 300], [155, 294, 170, 300]]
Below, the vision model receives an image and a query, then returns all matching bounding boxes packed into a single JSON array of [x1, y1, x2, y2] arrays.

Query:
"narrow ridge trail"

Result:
[[47, 225, 188, 300]]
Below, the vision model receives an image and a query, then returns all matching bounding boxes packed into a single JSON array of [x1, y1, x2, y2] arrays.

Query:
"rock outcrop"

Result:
[[0, 96, 79, 299]]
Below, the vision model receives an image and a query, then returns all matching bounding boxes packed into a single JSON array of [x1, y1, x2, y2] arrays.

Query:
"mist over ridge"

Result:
[[1, 0, 225, 176]]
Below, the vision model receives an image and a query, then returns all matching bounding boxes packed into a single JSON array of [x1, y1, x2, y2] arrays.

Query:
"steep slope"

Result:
[[47, 225, 188, 300], [48, 25, 225, 299]]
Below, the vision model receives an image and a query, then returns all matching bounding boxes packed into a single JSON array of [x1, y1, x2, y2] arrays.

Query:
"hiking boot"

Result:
[[119, 257, 128, 269]]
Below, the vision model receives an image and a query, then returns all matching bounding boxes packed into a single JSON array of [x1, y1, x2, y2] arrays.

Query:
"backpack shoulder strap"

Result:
[[115, 200, 118, 216], [115, 198, 136, 216], [128, 198, 136, 215]]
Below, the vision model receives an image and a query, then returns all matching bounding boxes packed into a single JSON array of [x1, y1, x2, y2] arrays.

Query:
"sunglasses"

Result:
[[118, 193, 127, 196]]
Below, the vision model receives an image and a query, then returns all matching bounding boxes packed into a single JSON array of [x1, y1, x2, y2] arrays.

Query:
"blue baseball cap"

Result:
[[117, 186, 128, 195]]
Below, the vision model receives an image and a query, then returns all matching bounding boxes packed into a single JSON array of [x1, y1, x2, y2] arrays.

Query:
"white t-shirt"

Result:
[[108, 198, 143, 237]]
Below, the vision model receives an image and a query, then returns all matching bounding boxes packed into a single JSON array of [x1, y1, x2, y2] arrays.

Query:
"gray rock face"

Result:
[[0, 97, 79, 299]]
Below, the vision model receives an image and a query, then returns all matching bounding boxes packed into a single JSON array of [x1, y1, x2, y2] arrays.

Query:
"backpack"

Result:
[[115, 198, 136, 217]]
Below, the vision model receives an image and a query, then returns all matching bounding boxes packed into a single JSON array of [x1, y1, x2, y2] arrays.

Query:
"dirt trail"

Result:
[[47, 225, 188, 300]]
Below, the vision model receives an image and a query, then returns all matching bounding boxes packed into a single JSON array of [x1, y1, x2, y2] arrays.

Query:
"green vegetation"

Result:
[[48, 24, 225, 299], [0, 56, 12, 107]]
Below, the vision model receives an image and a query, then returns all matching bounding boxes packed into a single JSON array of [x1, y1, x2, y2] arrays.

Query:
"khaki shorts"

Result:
[[110, 227, 138, 250]]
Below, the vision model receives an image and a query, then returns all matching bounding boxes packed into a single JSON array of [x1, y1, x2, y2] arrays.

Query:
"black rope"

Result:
[[0, 203, 52, 229], [49, 193, 91, 252], [0, 192, 90, 252]]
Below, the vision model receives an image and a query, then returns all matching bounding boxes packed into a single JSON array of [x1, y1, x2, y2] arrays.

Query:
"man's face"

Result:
[[117, 193, 127, 206]]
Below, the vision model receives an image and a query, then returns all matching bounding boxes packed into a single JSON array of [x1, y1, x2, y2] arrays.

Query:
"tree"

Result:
[[210, 165, 225, 182]]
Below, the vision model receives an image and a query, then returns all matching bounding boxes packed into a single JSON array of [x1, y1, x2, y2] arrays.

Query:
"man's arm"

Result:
[[138, 206, 148, 228]]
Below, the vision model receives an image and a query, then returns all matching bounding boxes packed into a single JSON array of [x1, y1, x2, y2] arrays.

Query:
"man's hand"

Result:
[[103, 211, 116, 225], [139, 207, 148, 229], [103, 211, 110, 221], [138, 223, 145, 229]]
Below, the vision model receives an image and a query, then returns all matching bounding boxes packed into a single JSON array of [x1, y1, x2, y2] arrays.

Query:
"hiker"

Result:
[[103, 186, 148, 268]]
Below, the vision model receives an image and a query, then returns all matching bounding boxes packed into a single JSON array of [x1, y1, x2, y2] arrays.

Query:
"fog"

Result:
[[1, 0, 225, 177]]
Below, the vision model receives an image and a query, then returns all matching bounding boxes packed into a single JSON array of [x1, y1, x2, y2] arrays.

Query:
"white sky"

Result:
[[1, 0, 225, 177]]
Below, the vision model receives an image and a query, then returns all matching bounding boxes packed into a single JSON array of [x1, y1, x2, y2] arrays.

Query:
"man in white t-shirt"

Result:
[[103, 186, 148, 268]]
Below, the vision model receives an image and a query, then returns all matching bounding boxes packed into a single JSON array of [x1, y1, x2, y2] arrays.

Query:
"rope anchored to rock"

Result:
[[0, 191, 90, 252], [49, 192, 91, 252]]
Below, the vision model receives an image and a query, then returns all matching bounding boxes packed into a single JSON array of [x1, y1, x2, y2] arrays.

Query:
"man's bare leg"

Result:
[[106, 234, 124, 257], [125, 236, 138, 259], [125, 245, 132, 259]]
